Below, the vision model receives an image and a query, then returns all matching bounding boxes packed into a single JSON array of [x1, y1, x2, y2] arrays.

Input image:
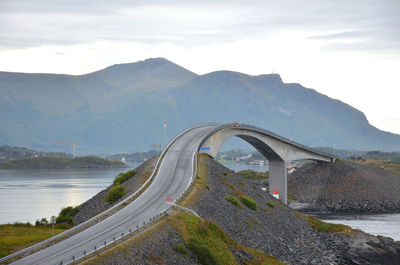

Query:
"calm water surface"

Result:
[[0, 163, 140, 224], [318, 214, 400, 241]]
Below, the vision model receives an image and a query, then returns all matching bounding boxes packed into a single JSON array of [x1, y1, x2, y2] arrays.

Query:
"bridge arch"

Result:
[[199, 124, 333, 204]]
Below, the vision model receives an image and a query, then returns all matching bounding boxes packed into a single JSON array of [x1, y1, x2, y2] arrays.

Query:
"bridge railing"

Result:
[[0, 123, 218, 264], [58, 211, 169, 265]]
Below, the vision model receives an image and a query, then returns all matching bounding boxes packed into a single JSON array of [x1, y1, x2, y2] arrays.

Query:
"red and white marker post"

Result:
[[273, 189, 279, 199]]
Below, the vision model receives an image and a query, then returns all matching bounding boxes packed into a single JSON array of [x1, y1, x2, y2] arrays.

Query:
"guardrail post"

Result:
[[113, 237, 116, 243], [137, 225, 139, 229], [72, 256, 75, 261], [129, 228, 132, 234], [104, 241, 106, 247], [121, 232, 124, 237], [59, 261, 63, 265], [84, 250, 86, 257], [94, 245, 97, 252]]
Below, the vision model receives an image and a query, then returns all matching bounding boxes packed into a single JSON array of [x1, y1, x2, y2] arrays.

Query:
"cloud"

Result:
[[0, 0, 398, 53]]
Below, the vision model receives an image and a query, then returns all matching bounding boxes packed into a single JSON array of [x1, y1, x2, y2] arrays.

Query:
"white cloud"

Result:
[[0, 0, 399, 134]]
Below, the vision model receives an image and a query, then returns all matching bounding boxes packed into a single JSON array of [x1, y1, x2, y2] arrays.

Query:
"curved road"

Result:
[[12, 124, 219, 265]]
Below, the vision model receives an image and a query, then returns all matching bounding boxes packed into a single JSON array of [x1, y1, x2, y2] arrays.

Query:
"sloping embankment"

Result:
[[74, 156, 158, 225], [288, 159, 400, 213], [83, 155, 400, 265]]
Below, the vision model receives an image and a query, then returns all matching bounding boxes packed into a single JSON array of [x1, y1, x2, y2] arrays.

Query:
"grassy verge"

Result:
[[0, 224, 67, 258], [300, 214, 354, 234], [237, 170, 269, 180], [170, 213, 284, 265], [359, 159, 400, 174], [180, 154, 209, 207], [113, 169, 137, 185], [240, 196, 257, 211], [225, 195, 241, 208]]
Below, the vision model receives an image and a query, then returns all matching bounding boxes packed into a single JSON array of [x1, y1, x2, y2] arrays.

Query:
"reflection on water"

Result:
[[0, 164, 140, 224], [317, 214, 400, 241]]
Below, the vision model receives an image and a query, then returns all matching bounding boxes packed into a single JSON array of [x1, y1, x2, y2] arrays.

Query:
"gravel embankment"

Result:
[[84, 155, 400, 265], [288, 159, 400, 213], [74, 156, 158, 225]]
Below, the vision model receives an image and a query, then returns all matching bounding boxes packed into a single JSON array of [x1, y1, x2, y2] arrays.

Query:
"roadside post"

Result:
[[51, 216, 56, 236], [273, 190, 279, 199]]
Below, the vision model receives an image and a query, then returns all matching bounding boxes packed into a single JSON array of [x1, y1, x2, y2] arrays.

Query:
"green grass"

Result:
[[106, 184, 126, 203], [113, 169, 136, 185], [225, 195, 241, 208], [301, 215, 354, 234], [172, 213, 237, 265], [173, 243, 187, 255], [240, 196, 257, 211], [205, 184, 210, 190], [360, 159, 400, 175], [0, 224, 67, 258], [267, 202, 275, 208], [171, 213, 284, 265], [237, 170, 269, 180]]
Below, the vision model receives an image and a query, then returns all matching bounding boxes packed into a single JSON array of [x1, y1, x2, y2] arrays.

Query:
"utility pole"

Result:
[[163, 120, 167, 150], [333, 144, 336, 158], [68, 143, 87, 158]]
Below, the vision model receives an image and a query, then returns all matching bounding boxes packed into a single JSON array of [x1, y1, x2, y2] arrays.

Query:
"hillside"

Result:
[[80, 155, 400, 265], [1, 58, 400, 153], [0, 156, 125, 169], [0, 145, 70, 162]]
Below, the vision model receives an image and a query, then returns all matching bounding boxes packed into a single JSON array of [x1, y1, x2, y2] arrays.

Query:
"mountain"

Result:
[[0, 58, 399, 154]]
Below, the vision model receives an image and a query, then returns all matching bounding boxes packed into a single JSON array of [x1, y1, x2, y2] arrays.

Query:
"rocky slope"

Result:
[[74, 156, 157, 225], [288, 159, 400, 213], [84, 155, 400, 265]]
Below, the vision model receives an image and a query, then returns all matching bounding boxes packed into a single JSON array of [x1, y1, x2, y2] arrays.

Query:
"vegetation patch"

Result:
[[240, 196, 257, 211], [0, 223, 66, 258], [237, 169, 269, 180], [0, 156, 125, 169], [56, 206, 80, 224], [106, 184, 126, 204], [113, 169, 137, 185], [171, 213, 237, 265], [149, 252, 164, 265], [173, 243, 187, 255], [225, 195, 241, 208], [267, 202, 275, 208], [170, 213, 283, 265], [221, 179, 247, 197], [301, 214, 354, 234]]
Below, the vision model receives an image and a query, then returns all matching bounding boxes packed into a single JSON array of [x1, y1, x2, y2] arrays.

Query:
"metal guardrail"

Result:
[[0, 123, 218, 264]]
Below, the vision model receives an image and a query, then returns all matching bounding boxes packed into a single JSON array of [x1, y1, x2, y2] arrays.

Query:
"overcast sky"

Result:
[[1, 0, 399, 134]]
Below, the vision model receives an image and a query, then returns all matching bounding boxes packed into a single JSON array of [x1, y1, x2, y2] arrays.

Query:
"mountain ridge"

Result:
[[0, 58, 399, 153]]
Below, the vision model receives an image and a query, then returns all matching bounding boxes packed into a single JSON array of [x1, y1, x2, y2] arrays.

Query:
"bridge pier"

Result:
[[268, 160, 287, 205]]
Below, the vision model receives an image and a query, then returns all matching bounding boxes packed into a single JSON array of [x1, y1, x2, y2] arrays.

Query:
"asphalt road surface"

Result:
[[12, 124, 218, 265]]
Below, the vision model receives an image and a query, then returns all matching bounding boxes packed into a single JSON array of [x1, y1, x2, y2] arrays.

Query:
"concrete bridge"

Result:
[[4, 123, 333, 264], [199, 123, 334, 204]]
